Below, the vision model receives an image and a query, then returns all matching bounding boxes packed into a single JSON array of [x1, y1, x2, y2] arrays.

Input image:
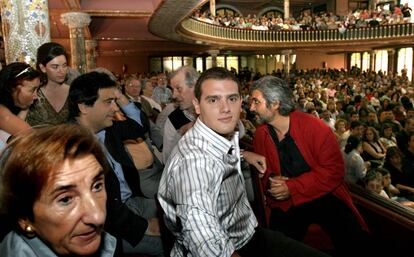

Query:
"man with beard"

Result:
[[250, 75, 372, 257]]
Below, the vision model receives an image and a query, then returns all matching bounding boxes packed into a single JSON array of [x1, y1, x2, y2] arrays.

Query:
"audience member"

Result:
[[141, 79, 162, 114], [334, 118, 349, 149], [162, 66, 198, 163], [250, 75, 371, 257], [0, 124, 117, 257], [158, 67, 328, 257], [377, 167, 414, 208], [68, 71, 163, 256], [396, 117, 414, 153], [152, 72, 172, 108], [26, 42, 70, 126], [0, 63, 41, 149], [343, 135, 369, 184], [384, 146, 414, 194], [361, 126, 386, 168], [379, 122, 397, 149], [124, 75, 162, 123], [401, 132, 414, 185], [363, 170, 389, 198]]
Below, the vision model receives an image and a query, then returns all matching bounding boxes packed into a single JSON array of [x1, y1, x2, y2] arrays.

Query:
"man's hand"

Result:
[[268, 176, 290, 200], [243, 151, 266, 177], [114, 88, 130, 107]]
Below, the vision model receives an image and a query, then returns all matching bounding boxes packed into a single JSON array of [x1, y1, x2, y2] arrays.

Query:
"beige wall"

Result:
[[96, 55, 149, 75], [296, 51, 346, 70]]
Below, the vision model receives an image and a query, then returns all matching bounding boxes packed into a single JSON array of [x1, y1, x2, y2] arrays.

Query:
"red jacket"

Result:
[[253, 111, 368, 230]]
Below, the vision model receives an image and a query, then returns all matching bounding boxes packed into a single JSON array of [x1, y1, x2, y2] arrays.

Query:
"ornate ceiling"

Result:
[[47, 0, 409, 57]]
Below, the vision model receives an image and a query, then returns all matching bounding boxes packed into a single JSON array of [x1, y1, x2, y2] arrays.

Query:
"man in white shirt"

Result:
[[158, 67, 329, 257]]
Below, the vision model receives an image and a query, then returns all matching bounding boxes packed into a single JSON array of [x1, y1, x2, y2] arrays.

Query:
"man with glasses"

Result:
[[153, 72, 172, 109]]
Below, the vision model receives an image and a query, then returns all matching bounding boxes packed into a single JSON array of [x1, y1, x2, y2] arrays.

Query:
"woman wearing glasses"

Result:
[[26, 42, 70, 126], [0, 62, 41, 148]]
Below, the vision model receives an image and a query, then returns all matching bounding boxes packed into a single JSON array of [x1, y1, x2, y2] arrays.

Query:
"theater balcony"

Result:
[[149, 0, 414, 53]]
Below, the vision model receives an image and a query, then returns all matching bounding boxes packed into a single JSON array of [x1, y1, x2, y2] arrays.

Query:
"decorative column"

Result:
[[210, 0, 216, 17], [281, 49, 292, 76], [387, 49, 396, 76], [0, 0, 50, 65], [85, 39, 97, 72], [371, 0, 378, 12], [60, 12, 91, 74], [370, 50, 375, 71], [208, 50, 220, 67], [284, 0, 290, 20]]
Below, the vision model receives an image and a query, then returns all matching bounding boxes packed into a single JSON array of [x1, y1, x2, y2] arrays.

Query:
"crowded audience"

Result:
[[193, 3, 413, 33]]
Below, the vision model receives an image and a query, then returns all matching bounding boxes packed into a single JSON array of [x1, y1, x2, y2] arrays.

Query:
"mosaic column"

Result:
[[0, 0, 50, 65], [60, 12, 91, 74], [85, 39, 97, 72]]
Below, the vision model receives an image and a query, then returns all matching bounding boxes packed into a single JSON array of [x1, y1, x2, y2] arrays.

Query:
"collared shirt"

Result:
[[96, 130, 132, 202], [141, 95, 162, 113], [0, 130, 10, 152], [158, 118, 257, 257], [0, 230, 116, 257], [152, 86, 172, 105], [126, 93, 141, 103], [122, 101, 142, 126], [343, 149, 366, 184]]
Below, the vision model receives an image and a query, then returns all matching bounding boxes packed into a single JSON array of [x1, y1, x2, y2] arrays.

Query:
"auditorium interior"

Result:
[[1, 0, 414, 256]]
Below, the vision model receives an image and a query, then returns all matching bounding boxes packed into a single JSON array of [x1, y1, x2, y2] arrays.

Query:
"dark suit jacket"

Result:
[[70, 119, 148, 248]]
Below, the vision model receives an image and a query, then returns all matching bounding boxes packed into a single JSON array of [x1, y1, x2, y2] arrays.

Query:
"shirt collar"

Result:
[[193, 118, 239, 160]]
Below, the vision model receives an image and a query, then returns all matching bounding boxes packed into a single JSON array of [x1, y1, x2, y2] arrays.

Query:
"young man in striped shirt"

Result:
[[158, 67, 329, 257]]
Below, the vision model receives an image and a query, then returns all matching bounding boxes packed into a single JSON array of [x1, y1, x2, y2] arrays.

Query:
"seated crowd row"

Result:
[[194, 3, 412, 32]]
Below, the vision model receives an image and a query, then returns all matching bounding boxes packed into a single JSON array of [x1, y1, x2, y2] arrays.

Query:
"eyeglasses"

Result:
[[251, 98, 263, 105], [127, 84, 141, 88], [14, 66, 34, 78]]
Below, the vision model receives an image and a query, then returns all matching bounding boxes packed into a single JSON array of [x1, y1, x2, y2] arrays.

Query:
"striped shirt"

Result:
[[158, 118, 257, 257]]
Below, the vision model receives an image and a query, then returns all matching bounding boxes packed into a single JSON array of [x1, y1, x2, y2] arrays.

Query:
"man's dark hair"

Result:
[[194, 67, 241, 101], [68, 71, 117, 119], [350, 120, 362, 130]]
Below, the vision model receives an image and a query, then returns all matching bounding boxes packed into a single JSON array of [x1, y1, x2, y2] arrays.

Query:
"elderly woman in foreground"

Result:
[[0, 124, 116, 257]]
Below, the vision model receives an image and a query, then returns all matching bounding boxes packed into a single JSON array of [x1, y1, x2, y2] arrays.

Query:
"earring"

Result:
[[25, 225, 35, 238]]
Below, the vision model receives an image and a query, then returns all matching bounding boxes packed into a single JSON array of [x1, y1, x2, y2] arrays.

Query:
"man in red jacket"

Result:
[[250, 75, 370, 257]]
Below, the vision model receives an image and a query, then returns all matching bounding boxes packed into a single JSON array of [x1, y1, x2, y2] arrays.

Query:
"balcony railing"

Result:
[[180, 18, 414, 46]]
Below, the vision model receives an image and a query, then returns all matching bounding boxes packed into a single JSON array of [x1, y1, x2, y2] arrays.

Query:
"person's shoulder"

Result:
[[0, 104, 12, 116], [0, 231, 37, 257], [292, 111, 327, 129], [255, 123, 268, 134]]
